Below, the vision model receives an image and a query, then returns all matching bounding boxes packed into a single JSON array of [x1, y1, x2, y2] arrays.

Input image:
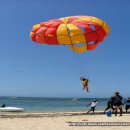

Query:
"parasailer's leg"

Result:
[[85, 84, 90, 92], [83, 85, 89, 92], [86, 85, 89, 92]]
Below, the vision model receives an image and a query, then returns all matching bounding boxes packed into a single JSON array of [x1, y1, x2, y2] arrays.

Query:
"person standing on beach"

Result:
[[110, 91, 123, 116], [123, 97, 130, 113], [87, 100, 100, 114], [104, 100, 114, 113]]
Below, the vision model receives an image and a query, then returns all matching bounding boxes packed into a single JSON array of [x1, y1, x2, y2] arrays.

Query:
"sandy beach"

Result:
[[0, 111, 130, 130]]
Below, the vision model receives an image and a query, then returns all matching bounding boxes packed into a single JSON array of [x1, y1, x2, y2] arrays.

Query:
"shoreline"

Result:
[[0, 111, 130, 118]]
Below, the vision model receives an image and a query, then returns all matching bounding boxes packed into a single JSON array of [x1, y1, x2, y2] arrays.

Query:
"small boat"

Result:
[[0, 107, 24, 112]]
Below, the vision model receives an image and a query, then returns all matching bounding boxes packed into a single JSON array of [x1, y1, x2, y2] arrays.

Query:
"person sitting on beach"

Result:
[[80, 77, 89, 92], [87, 100, 100, 114], [104, 100, 114, 113], [123, 97, 130, 113], [110, 91, 123, 116]]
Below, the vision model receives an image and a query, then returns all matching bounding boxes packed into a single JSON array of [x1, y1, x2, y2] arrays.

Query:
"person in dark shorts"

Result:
[[123, 97, 130, 113], [104, 100, 114, 113], [110, 91, 123, 116], [87, 100, 100, 114]]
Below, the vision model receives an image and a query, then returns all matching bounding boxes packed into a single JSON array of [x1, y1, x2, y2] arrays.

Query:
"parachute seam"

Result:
[[34, 18, 106, 45], [63, 17, 73, 45], [34, 29, 103, 38]]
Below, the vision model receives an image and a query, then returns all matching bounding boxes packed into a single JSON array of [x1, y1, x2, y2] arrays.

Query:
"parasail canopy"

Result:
[[30, 16, 110, 53]]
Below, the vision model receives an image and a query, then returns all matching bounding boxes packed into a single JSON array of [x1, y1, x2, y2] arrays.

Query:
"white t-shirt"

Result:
[[91, 101, 99, 107]]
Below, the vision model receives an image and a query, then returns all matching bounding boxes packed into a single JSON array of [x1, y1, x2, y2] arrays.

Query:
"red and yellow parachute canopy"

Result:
[[30, 16, 110, 53]]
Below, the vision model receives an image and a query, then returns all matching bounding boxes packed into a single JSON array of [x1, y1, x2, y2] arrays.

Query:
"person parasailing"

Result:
[[80, 77, 90, 92], [30, 16, 110, 93]]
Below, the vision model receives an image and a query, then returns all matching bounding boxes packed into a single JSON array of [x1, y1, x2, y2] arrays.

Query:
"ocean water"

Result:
[[0, 97, 126, 112]]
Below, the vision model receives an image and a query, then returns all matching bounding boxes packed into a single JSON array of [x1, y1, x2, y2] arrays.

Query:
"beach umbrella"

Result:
[[30, 16, 110, 53]]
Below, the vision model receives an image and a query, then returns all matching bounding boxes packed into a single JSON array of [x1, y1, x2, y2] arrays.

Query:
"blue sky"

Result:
[[0, 0, 130, 98]]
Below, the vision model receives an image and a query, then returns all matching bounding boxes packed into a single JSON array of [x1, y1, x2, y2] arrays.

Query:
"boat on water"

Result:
[[0, 107, 24, 112]]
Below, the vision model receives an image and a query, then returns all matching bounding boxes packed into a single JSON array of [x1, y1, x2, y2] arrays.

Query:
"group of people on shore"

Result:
[[87, 91, 130, 116], [80, 77, 130, 116], [104, 91, 123, 116]]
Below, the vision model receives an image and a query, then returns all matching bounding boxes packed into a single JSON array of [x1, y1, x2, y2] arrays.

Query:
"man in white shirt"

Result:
[[87, 100, 100, 114]]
